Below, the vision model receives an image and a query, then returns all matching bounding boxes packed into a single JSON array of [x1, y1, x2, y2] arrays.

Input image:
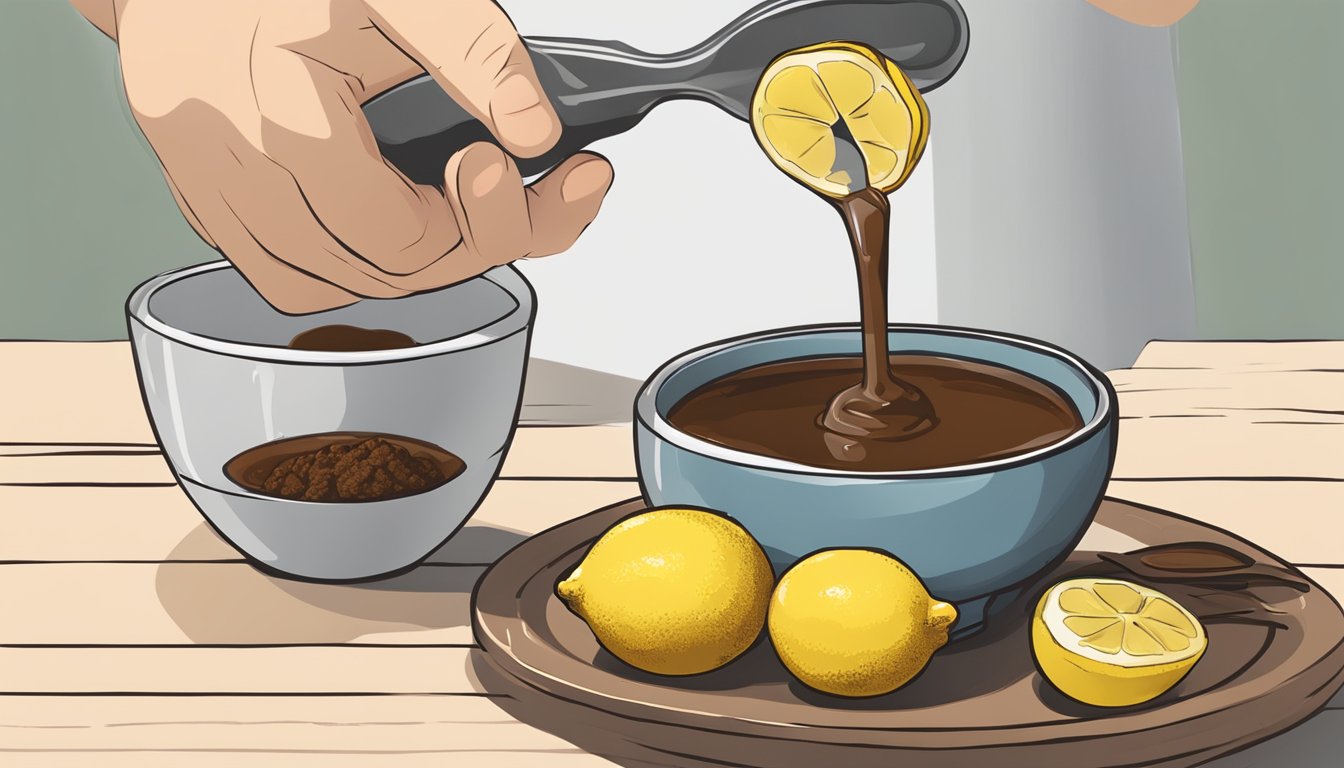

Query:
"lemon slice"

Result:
[[1032, 578, 1207, 707], [750, 41, 930, 198]]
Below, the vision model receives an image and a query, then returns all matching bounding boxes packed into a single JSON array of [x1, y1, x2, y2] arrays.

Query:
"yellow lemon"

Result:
[[750, 41, 930, 198], [1032, 578, 1207, 707], [767, 549, 957, 697], [555, 508, 774, 676]]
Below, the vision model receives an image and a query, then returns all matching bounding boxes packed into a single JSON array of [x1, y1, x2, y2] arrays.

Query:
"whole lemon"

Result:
[[1032, 578, 1206, 707], [555, 508, 774, 676], [768, 549, 957, 697]]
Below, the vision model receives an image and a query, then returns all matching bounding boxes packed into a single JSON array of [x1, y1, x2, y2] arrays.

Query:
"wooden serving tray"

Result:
[[472, 498, 1344, 768]]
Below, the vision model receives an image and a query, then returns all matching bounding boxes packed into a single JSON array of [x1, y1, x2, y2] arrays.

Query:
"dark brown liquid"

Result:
[[288, 325, 416, 352], [821, 188, 937, 442], [1138, 546, 1253, 573], [668, 355, 1082, 471], [225, 432, 465, 503]]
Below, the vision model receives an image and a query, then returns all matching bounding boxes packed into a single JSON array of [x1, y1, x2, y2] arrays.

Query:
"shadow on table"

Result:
[[518, 358, 642, 426], [154, 520, 525, 644]]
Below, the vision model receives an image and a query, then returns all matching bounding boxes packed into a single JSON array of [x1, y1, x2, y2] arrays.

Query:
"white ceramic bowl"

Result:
[[127, 262, 534, 581]]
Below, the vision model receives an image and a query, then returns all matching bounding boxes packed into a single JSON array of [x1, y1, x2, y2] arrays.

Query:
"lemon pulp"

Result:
[[1033, 578, 1207, 707], [750, 41, 929, 198]]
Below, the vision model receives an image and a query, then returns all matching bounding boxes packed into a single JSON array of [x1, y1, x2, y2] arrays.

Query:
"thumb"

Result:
[[365, 0, 561, 157]]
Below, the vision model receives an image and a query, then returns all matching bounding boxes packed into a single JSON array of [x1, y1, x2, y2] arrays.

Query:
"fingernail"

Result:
[[561, 160, 613, 203]]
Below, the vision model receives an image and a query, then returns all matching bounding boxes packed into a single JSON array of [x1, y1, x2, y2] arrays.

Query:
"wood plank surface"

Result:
[[0, 548, 1337, 652], [0, 343, 153, 446], [0, 343, 636, 479], [0, 563, 483, 647], [27, 413, 1341, 486], [1133, 341, 1344, 371], [2, 753, 616, 768], [0, 426, 635, 482], [0, 647, 479, 694], [1109, 370, 1344, 417], [0, 695, 579, 753], [3, 340, 1344, 766], [1105, 480, 1344, 565], [1303, 568, 1344, 606], [9, 468, 1335, 571], [15, 412, 1344, 484], [0, 453, 174, 485], [0, 480, 641, 564], [498, 424, 634, 479], [1111, 418, 1344, 480], [3, 697, 1339, 766]]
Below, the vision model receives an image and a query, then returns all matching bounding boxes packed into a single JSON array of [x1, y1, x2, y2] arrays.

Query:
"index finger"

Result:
[[364, 0, 561, 157]]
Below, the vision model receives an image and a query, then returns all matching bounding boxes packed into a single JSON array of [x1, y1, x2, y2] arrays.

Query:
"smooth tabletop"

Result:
[[1, 340, 1342, 766]]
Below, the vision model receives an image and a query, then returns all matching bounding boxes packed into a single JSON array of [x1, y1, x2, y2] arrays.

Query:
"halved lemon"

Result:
[[750, 41, 930, 198], [1032, 578, 1207, 707]]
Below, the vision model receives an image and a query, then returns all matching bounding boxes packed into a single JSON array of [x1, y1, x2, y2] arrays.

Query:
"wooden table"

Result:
[[1, 340, 1341, 766]]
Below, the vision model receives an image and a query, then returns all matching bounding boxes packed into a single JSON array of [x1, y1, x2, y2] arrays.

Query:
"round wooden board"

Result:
[[472, 498, 1344, 768]]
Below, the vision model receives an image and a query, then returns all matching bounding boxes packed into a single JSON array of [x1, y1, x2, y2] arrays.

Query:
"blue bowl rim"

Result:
[[125, 260, 535, 366], [634, 323, 1118, 479]]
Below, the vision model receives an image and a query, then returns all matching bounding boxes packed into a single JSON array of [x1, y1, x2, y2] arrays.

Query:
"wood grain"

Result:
[[0, 453, 175, 485], [0, 705, 1339, 767], [0, 647, 480, 694], [2, 753, 618, 768], [12, 408, 1343, 487], [1110, 370, 1344, 418], [0, 563, 483, 647], [1111, 344, 1344, 483], [0, 558, 1337, 652], [1105, 480, 1344, 565], [0, 444, 163, 458], [0, 480, 640, 564], [1133, 341, 1344, 371], [4, 340, 1344, 766], [0, 695, 579, 753], [1111, 418, 1344, 480], [0, 426, 635, 483]]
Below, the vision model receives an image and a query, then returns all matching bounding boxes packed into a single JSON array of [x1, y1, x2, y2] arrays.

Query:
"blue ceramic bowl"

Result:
[[635, 325, 1118, 637]]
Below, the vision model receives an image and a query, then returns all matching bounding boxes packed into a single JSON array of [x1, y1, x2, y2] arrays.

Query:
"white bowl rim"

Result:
[[635, 323, 1117, 479], [125, 261, 534, 365]]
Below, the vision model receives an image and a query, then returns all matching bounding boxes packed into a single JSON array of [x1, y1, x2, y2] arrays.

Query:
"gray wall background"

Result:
[[0, 0, 221, 340], [3, 0, 1342, 372], [1175, 0, 1344, 340], [932, 0, 1196, 371]]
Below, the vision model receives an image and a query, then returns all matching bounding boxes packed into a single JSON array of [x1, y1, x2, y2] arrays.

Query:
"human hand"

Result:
[[1085, 0, 1200, 27], [74, 0, 613, 313]]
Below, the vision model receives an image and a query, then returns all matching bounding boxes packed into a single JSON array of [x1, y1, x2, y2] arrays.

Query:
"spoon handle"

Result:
[[365, 0, 968, 183], [368, 40, 667, 182]]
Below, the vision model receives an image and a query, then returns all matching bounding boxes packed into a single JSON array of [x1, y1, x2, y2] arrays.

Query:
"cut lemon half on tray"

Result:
[[1032, 578, 1207, 707], [750, 41, 929, 198]]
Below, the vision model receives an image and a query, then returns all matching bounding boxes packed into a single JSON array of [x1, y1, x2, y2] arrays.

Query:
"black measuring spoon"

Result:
[[363, 0, 969, 183]]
